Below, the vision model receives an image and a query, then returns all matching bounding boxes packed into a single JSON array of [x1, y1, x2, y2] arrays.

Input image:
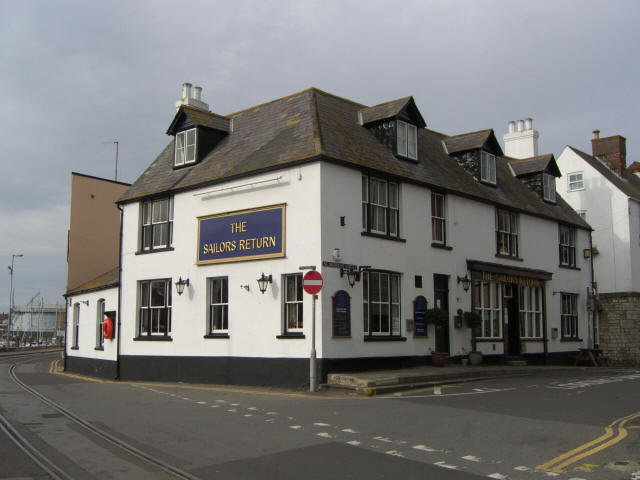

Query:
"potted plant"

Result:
[[426, 308, 449, 366], [463, 311, 483, 365]]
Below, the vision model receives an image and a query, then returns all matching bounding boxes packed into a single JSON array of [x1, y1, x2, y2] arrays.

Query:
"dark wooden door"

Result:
[[433, 274, 450, 354]]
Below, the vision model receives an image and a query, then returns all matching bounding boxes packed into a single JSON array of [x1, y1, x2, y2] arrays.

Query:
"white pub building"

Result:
[[65, 85, 594, 386]]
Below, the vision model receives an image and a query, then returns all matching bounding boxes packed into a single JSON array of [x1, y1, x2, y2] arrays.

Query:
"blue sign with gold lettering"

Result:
[[198, 204, 285, 264]]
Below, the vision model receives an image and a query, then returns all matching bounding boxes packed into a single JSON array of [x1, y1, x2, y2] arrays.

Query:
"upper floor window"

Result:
[[362, 175, 399, 238], [397, 120, 417, 160], [559, 225, 576, 267], [481, 151, 497, 184], [141, 198, 173, 251], [568, 172, 584, 191], [175, 128, 197, 166], [363, 270, 401, 336], [138, 279, 172, 337], [543, 173, 556, 202], [561, 293, 578, 340], [208, 277, 228, 335], [496, 208, 519, 257], [283, 273, 303, 333], [431, 192, 446, 244]]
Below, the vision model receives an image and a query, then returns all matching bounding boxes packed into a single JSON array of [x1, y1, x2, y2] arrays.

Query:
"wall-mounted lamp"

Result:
[[257, 273, 272, 294], [81, 300, 90, 306], [332, 248, 341, 261], [457, 274, 471, 292], [175, 277, 190, 296], [340, 265, 370, 288], [240, 284, 250, 292]]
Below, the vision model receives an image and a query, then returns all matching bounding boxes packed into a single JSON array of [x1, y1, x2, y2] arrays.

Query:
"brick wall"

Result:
[[598, 293, 640, 366]]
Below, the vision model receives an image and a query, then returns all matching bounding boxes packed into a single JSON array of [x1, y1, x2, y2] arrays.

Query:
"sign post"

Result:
[[302, 269, 323, 392]]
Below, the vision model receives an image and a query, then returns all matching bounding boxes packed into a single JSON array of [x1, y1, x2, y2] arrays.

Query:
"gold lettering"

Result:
[[230, 221, 247, 233]]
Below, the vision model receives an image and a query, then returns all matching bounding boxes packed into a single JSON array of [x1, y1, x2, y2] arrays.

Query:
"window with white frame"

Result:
[[568, 172, 584, 191], [138, 279, 172, 337], [96, 299, 105, 348], [431, 192, 446, 244], [481, 151, 497, 184], [397, 120, 417, 160], [496, 208, 519, 257], [175, 128, 197, 166], [208, 277, 228, 334], [363, 271, 401, 336], [283, 274, 303, 333], [362, 175, 399, 237], [519, 286, 542, 338], [72, 303, 80, 348], [141, 197, 174, 251], [543, 173, 556, 202], [473, 281, 501, 338], [561, 293, 578, 339], [559, 225, 577, 267]]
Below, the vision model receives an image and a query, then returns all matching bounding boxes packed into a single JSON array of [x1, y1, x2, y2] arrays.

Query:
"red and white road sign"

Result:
[[302, 270, 323, 295]]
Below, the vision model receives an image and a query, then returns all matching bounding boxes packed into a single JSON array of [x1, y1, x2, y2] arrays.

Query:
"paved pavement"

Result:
[[325, 363, 593, 395]]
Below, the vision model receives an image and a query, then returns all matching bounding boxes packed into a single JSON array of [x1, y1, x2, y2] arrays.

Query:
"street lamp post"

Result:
[[7, 254, 23, 347]]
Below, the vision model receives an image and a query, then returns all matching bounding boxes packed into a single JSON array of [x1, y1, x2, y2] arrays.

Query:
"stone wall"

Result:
[[598, 293, 640, 366]]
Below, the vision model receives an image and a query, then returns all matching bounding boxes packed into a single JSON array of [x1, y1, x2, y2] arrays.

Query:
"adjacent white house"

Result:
[[65, 86, 594, 386], [556, 131, 640, 365]]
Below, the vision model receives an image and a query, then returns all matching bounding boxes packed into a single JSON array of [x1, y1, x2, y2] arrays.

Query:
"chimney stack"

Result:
[[591, 131, 626, 175], [175, 82, 210, 112], [503, 118, 539, 159]]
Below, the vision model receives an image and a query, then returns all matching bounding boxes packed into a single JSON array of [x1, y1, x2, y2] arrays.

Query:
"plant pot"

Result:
[[468, 351, 483, 366], [431, 351, 448, 367]]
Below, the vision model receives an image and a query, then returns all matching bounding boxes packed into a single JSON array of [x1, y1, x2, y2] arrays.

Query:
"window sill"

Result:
[[70, 346, 79, 350], [479, 180, 497, 187], [133, 336, 173, 341], [495, 253, 523, 261], [520, 338, 544, 342], [561, 337, 583, 342], [361, 232, 406, 243], [559, 264, 581, 271], [204, 333, 229, 339], [413, 334, 429, 339], [431, 242, 452, 251], [136, 247, 175, 255], [476, 338, 503, 342], [364, 336, 407, 342], [276, 333, 305, 339], [94, 346, 104, 351]]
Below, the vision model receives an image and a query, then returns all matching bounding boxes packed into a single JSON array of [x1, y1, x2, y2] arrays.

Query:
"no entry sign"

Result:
[[303, 270, 323, 295]]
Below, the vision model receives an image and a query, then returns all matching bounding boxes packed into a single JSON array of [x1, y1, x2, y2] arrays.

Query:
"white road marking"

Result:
[[434, 461, 458, 470], [487, 474, 508, 479], [433, 385, 442, 395], [247, 406, 258, 410], [374, 436, 393, 443], [266, 411, 277, 415], [386, 450, 404, 458], [197, 401, 207, 405], [227, 409, 237, 412], [244, 414, 252, 417], [342, 428, 358, 433], [514, 466, 529, 471], [317, 432, 332, 438], [462, 455, 480, 462], [413, 445, 438, 452], [231, 403, 240, 406], [347, 440, 360, 446], [210, 405, 219, 408], [313, 422, 330, 426], [289, 425, 302, 430], [393, 388, 516, 399]]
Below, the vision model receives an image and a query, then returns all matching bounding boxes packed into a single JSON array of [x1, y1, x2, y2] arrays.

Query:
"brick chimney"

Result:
[[626, 161, 640, 175], [591, 130, 626, 175]]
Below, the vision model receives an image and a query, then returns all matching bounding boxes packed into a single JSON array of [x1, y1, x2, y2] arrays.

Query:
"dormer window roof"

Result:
[[508, 154, 561, 203], [444, 129, 503, 187]]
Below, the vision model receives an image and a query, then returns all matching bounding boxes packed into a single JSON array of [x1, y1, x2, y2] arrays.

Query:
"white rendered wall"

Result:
[[556, 147, 634, 293], [320, 162, 592, 358], [119, 164, 323, 359], [65, 287, 118, 361]]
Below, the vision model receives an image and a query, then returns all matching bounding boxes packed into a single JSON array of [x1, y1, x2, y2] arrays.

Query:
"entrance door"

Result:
[[433, 274, 450, 354], [505, 284, 521, 355]]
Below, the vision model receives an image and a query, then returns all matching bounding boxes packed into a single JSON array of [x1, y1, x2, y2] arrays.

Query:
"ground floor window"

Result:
[[363, 270, 401, 336], [208, 277, 228, 334], [561, 293, 578, 339], [72, 303, 80, 348], [283, 273, 303, 332], [96, 299, 105, 348], [519, 286, 542, 338], [138, 279, 172, 337], [473, 281, 501, 338]]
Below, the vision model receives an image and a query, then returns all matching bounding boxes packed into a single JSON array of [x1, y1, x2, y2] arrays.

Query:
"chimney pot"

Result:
[[182, 82, 192, 101], [517, 120, 524, 132], [193, 86, 202, 100], [508, 121, 516, 133], [524, 118, 533, 130], [593, 129, 600, 140]]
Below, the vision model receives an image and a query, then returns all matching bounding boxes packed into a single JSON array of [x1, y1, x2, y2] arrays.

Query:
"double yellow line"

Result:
[[537, 411, 640, 473]]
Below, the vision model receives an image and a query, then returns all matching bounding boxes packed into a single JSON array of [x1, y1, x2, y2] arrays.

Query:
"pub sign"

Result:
[[197, 204, 285, 265]]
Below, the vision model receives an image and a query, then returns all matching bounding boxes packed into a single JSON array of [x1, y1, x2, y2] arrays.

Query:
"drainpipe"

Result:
[[589, 231, 596, 348], [62, 294, 68, 371], [116, 204, 124, 380]]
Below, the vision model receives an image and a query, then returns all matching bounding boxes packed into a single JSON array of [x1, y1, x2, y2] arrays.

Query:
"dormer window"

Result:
[[543, 173, 556, 202], [175, 128, 196, 167], [481, 151, 497, 184], [397, 120, 417, 160]]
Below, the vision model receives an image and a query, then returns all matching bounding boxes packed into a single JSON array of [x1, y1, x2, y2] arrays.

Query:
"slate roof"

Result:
[[509, 154, 561, 177], [359, 97, 426, 127], [443, 130, 503, 156], [166, 105, 231, 135], [119, 88, 589, 230], [66, 267, 119, 296], [568, 146, 640, 201]]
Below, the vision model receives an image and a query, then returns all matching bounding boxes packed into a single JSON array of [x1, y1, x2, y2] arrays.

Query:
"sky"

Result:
[[1, 0, 638, 313]]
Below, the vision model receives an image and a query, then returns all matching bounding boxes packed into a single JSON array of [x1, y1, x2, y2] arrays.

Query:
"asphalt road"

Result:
[[1, 354, 639, 480]]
